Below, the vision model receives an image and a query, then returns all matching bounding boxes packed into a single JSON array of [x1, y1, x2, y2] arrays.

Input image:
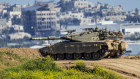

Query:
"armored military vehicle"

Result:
[[31, 27, 128, 60]]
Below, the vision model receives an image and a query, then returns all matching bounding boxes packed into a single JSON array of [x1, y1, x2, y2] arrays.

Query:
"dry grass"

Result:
[[0, 47, 41, 59]]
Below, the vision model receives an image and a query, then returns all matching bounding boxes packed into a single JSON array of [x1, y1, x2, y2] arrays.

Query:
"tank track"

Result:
[[39, 48, 111, 60]]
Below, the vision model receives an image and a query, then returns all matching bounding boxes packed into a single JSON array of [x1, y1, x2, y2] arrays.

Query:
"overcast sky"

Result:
[[0, 0, 140, 11]]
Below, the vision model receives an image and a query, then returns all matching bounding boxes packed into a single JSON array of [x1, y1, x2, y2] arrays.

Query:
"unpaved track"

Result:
[[55, 58, 140, 79]]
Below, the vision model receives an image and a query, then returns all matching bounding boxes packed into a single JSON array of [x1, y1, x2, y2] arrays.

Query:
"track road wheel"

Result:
[[92, 52, 101, 60], [99, 49, 107, 58], [84, 53, 91, 60], [66, 54, 73, 60], [57, 54, 64, 60], [74, 53, 81, 59]]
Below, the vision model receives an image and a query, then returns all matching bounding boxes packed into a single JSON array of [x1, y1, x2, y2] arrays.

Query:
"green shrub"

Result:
[[21, 56, 61, 71], [74, 60, 86, 71], [2, 69, 100, 79], [73, 61, 125, 79], [92, 63, 124, 79], [0, 56, 62, 79], [4, 56, 61, 72], [0, 57, 125, 79], [0, 58, 100, 79]]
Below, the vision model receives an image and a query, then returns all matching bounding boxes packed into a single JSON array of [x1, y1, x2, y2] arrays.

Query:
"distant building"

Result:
[[0, 2, 10, 12], [72, 0, 94, 9], [60, 11, 95, 26], [8, 4, 22, 25], [0, 18, 8, 30], [120, 23, 140, 35], [80, 17, 93, 25], [60, 12, 83, 26], [127, 8, 140, 23], [22, 1, 61, 36], [0, 18, 12, 35], [9, 4, 22, 11], [60, 11, 84, 19], [9, 11, 21, 19], [58, 0, 94, 12], [12, 25, 24, 32], [101, 5, 126, 21]]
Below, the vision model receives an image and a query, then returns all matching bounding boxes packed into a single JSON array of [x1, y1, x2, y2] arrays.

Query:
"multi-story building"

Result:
[[73, 0, 94, 9], [0, 18, 11, 35], [105, 14, 126, 21], [22, 1, 61, 36], [80, 17, 93, 25], [8, 4, 22, 25], [60, 11, 84, 19], [127, 8, 140, 23], [58, 0, 94, 12], [9, 4, 22, 17], [0, 18, 7, 30], [0, 2, 10, 20], [0, 2, 10, 12], [59, 0, 127, 22], [101, 5, 126, 21], [60, 11, 96, 26]]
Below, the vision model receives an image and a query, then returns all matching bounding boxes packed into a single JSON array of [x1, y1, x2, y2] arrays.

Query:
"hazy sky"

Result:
[[0, 0, 140, 11]]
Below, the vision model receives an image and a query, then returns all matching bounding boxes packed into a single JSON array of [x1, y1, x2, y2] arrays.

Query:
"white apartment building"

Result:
[[0, 2, 10, 12], [101, 5, 126, 21], [22, 1, 61, 35], [9, 11, 21, 18], [60, 12, 84, 19], [36, 11, 60, 31], [80, 17, 93, 25], [0, 18, 8, 30], [105, 15, 126, 21], [59, 0, 95, 12], [73, 0, 94, 8]]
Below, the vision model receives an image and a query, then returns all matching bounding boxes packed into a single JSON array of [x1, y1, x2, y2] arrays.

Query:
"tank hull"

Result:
[[39, 40, 128, 60]]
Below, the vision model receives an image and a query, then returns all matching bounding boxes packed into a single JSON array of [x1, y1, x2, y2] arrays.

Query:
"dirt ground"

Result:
[[0, 47, 140, 79], [0, 47, 41, 59], [55, 58, 140, 79]]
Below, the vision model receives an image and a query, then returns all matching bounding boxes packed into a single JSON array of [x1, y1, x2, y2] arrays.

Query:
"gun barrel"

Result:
[[30, 37, 61, 40]]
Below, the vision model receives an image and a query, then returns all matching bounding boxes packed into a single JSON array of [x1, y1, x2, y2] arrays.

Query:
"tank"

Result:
[[31, 27, 128, 60]]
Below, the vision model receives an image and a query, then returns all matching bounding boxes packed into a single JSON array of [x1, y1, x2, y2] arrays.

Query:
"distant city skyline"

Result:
[[0, 0, 140, 11]]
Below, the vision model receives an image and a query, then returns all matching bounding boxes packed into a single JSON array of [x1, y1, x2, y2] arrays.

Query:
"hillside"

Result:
[[0, 47, 140, 79], [0, 48, 41, 69]]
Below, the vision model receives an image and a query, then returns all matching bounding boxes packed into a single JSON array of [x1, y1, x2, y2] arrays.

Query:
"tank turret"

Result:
[[31, 28, 123, 42], [30, 27, 128, 60]]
